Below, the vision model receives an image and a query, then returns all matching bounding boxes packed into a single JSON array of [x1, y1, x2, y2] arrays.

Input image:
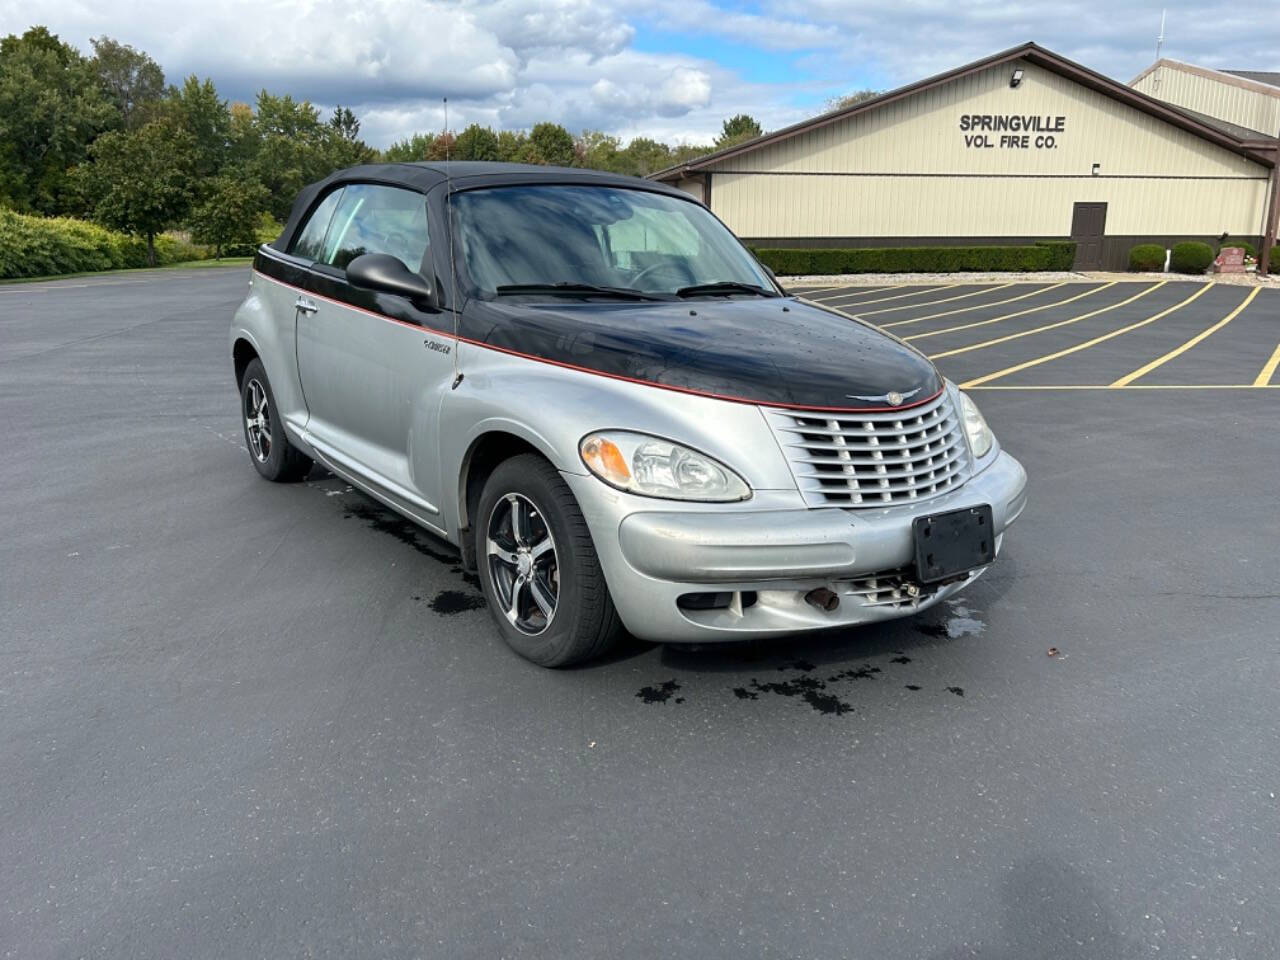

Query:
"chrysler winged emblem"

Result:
[[847, 387, 921, 406]]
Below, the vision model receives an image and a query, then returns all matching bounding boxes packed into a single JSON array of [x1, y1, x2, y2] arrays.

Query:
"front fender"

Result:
[[435, 346, 799, 537]]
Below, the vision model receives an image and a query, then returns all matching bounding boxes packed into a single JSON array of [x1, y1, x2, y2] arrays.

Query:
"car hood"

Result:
[[466, 295, 943, 411]]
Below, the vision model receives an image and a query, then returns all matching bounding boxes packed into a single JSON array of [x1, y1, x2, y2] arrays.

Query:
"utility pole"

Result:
[[1261, 143, 1279, 276]]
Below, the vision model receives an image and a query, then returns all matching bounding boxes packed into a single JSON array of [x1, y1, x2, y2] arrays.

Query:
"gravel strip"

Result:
[[781, 270, 1280, 288]]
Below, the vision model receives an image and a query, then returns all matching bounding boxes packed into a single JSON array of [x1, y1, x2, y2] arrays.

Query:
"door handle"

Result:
[[295, 296, 318, 315]]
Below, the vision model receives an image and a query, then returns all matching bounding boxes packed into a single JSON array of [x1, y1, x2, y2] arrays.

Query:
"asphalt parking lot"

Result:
[[4, 268, 1280, 958]]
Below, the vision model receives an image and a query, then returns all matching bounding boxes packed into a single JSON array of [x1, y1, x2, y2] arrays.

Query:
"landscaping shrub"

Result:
[[1169, 241, 1214, 275], [0, 208, 206, 280], [1035, 240, 1077, 271], [753, 243, 1073, 276], [222, 214, 283, 258], [1128, 243, 1166, 272]]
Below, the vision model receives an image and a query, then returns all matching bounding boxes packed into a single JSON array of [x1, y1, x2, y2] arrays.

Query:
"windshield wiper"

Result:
[[676, 281, 778, 298], [494, 282, 667, 301]]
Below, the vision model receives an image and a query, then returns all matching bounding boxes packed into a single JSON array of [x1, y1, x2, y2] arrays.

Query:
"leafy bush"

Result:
[[1128, 243, 1166, 272], [753, 242, 1076, 276], [222, 213, 282, 258], [1034, 240, 1077, 271], [1169, 241, 1214, 275], [0, 207, 205, 279]]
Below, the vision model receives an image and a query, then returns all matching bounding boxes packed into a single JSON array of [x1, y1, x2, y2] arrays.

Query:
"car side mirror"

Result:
[[346, 253, 435, 308]]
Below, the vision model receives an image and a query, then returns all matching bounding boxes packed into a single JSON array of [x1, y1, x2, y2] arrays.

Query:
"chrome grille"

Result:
[[766, 390, 970, 507]]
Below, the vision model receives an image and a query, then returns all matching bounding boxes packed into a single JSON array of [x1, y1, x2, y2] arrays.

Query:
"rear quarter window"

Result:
[[289, 188, 344, 262]]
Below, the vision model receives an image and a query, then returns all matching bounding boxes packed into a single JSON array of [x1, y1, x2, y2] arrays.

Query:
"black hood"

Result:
[[465, 296, 943, 412]]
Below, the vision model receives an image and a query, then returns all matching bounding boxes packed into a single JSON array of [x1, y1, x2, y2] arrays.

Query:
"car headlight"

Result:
[[580, 431, 751, 502], [958, 391, 994, 459]]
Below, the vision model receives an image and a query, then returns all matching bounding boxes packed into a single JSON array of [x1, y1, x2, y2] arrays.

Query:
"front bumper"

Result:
[[565, 450, 1027, 643]]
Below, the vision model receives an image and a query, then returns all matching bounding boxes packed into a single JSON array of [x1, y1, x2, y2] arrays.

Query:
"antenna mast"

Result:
[[443, 97, 462, 389], [1152, 10, 1167, 90]]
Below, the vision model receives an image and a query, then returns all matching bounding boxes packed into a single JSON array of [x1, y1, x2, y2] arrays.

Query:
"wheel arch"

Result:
[[455, 427, 565, 570], [232, 335, 260, 389]]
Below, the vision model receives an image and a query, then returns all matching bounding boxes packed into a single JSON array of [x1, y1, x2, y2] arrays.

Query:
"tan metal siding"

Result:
[[672, 177, 703, 199], [712, 173, 1268, 237], [702, 59, 1269, 240], [1134, 65, 1280, 136]]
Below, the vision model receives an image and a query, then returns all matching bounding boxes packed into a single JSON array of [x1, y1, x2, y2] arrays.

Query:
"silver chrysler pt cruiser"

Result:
[[231, 162, 1027, 666]]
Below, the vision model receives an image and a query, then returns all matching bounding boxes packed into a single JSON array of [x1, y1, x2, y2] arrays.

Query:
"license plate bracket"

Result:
[[912, 505, 994, 584]]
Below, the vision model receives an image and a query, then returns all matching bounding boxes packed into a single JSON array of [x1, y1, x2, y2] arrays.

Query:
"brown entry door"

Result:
[[1070, 202, 1108, 269]]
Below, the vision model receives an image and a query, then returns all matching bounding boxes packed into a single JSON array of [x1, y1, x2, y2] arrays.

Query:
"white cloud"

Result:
[[6, 0, 1279, 149]]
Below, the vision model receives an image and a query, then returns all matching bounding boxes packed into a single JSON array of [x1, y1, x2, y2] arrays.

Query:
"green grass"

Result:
[[0, 257, 252, 285]]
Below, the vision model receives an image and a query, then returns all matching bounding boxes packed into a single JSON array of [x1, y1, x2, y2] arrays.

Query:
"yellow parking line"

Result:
[[804, 283, 905, 303], [824, 284, 954, 307], [1252, 342, 1280, 387], [906, 282, 1116, 342], [1111, 286, 1261, 387], [960, 283, 1213, 388], [808, 281, 892, 296], [968, 384, 1279, 390], [880, 282, 1068, 329], [928, 282, 1164, 360], [852, 283, 1014, 317]]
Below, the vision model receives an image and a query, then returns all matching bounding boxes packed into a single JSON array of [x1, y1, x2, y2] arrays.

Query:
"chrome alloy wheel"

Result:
[[244, 378, 271, 463], [486, 493, 559, 635]]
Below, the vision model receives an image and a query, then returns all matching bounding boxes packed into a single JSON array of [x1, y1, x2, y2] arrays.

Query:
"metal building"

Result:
[[652, 43, 1279, 271]]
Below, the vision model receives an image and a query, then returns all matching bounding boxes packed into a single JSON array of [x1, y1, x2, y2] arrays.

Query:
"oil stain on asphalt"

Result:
[[638, 638, 971, 715], [343, 500, 458, 565], [637, 680, 683, 704], [340, 495, 486, 607], [428, 590, 487, 614]]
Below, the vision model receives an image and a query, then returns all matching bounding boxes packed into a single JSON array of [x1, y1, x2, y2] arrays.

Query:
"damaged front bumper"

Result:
[[565, 450, 1027, 643]]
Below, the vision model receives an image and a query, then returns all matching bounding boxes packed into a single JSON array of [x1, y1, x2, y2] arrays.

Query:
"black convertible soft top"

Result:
[[273, 162, 693, 254]]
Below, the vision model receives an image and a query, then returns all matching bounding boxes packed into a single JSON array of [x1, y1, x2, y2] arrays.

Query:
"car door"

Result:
[[295, 182, 454, 530]]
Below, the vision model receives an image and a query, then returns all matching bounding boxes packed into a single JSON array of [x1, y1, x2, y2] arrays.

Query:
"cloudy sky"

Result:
[[6, 1, 1280, 147]]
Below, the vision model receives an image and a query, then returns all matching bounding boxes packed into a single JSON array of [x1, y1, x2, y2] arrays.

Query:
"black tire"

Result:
[[475, 454, 622, 667], [240, 358, 312, 482]]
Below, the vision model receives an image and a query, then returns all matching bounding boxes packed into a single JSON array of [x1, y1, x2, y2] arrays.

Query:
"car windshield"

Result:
[[452, 184, 776, 298]]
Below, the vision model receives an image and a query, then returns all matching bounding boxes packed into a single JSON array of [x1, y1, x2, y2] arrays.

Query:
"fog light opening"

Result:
[[677, 592, 733, 611]]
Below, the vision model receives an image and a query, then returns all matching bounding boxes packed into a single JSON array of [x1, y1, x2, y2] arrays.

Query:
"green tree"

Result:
[[716, 114, 762, 148], [323, 105, 377, 171], [454, 123, 501, 161], [617, 137, 672, 177], [0, 27, 118, 212], [189, 174, 269, 258], [575, 130, 623, 172], [825, 89, 880, 112], [246, 91, 335, 219], [84, 120, 196, 264], [382, 132, 436, 162], [496, 130, 529, 163], [329, 105, 360, 140], [671, 142, 713, 165], [166, 75, 230, 178], [89, 36, 165, 130], [528, 122, 575, 167]]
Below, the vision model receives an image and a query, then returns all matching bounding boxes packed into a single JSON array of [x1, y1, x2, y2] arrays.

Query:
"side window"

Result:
[[289, 188, 344, 262], [320, 184, 430, 273]]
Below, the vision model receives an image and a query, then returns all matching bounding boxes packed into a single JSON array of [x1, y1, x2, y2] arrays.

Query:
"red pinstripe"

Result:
[[255, 269, 944, 414]]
